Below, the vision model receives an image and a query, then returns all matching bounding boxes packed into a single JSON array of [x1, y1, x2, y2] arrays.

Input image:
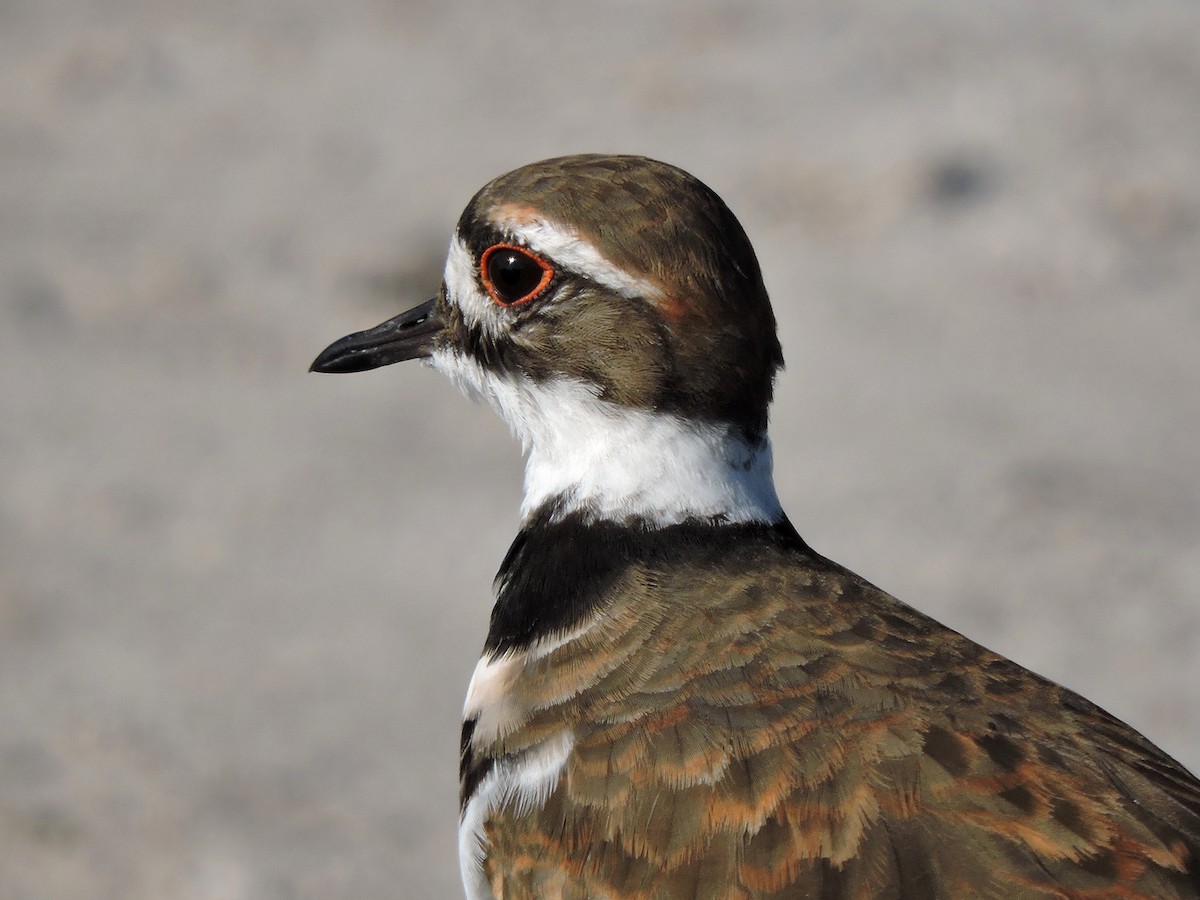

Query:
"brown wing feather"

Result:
[[470, 545, 1200, 899]]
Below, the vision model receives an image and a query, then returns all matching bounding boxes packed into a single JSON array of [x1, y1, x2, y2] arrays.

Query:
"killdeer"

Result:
[[312, 155, 1200, 899]]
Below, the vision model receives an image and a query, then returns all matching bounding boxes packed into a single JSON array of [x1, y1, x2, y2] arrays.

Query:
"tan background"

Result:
[[2, 2, 1199, 897]]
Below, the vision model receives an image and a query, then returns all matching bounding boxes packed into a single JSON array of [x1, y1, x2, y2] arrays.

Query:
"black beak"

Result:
[[310, 298, 443, 373]]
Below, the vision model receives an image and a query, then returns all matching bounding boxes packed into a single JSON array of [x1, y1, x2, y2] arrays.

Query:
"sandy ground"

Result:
[[2, 2, 1199, 897]]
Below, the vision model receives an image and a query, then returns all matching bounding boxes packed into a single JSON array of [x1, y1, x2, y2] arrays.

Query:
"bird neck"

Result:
[[433, 353, 783, 528], [521, 395, 782, 527]]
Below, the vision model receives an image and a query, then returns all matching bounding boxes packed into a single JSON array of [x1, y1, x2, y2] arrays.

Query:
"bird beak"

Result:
[[310, 298, 443, 373]]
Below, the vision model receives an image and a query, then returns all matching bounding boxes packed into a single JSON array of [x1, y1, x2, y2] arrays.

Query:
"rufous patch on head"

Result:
[[652, 294, 688, 322], [488, 202, 547, 232]]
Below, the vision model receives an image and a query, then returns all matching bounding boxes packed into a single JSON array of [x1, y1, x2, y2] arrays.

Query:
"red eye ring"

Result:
[[480, 244, 554, 307]]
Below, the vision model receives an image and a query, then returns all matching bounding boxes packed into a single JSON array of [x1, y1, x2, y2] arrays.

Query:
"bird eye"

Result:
[[480, 244, 553, 307]]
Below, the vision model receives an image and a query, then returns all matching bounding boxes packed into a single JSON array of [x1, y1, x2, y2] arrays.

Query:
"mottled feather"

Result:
[[464, 518, 1200, 898], [310, 153, 1200, 900]]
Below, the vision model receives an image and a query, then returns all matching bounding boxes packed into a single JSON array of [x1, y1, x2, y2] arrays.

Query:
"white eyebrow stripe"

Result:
[[489, 213, 664, 301]]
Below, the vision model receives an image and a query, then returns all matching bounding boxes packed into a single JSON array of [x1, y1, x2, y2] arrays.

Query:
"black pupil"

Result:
[[488, 250, 543, 302]]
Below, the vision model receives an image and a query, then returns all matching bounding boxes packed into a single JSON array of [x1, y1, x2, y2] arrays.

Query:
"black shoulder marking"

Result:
[[483, 509, 810, 655], [459, 717, 493, 814]]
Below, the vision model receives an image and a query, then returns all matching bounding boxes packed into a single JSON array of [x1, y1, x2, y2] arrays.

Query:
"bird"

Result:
[[311, 154, 1200, 899]]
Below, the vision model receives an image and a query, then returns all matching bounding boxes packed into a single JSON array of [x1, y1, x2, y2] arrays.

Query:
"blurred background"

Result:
[[2, 1, 1199, 897]]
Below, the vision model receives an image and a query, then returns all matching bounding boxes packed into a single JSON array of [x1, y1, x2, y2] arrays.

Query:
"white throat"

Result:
[[431, 351, 783, 527]]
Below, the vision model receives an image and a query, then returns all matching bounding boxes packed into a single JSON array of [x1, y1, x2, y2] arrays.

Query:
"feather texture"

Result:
[[462, 517, 1200, 898], [311, 154, 1200, 899]]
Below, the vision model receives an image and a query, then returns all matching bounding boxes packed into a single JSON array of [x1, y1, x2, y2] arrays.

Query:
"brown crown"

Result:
[[451, 155, 784, 436]]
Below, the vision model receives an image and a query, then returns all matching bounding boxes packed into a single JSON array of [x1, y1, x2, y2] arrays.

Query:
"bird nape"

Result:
[[312, 154, 1200, 900]]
